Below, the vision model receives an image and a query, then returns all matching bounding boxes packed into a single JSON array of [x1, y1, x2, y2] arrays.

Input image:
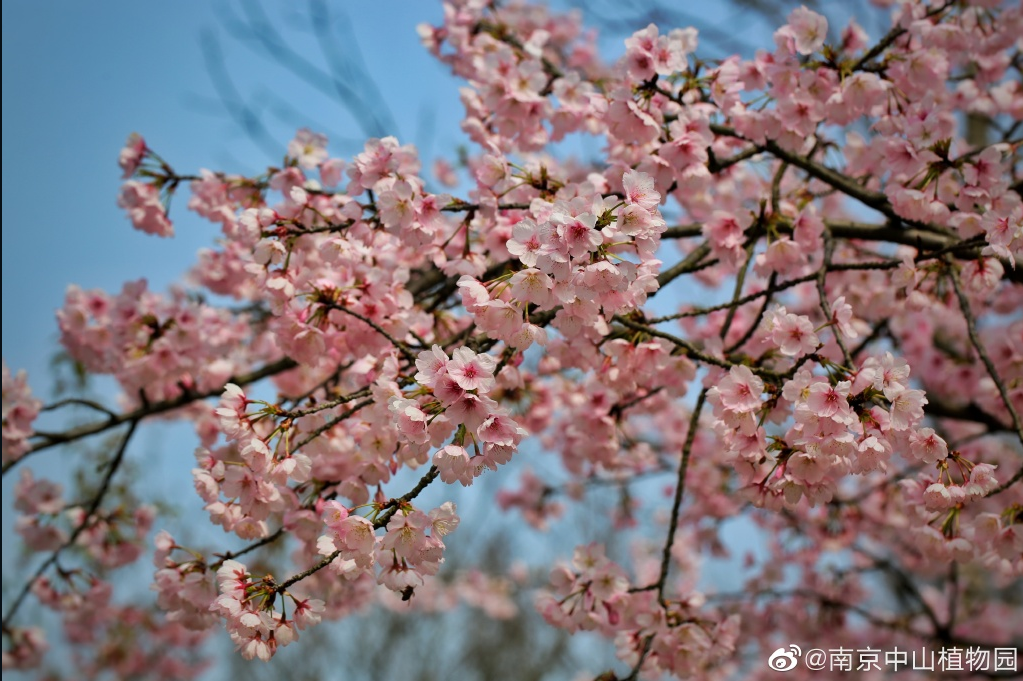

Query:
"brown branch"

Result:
[[826, 220, 968, 251], [40, 398, 118, 419], [6, 357, 298, 476], [663, 219, 967, 250], [656, 241, 714, 288], [274, 465, 440, 593], [663, 220, 1019, 281], [849, 0, 954, 72], [817, 235, 854, 367], [719, 243, 755, 342], [986, 465, 1023, 497], [283, 360, 353, 408], [291, 398, 374, 452], [440, 200, 531, 213], [609, 387, 665, 420], [925, 397, 1011, 434], [283, 387, 372, 419], [655, 389, 706, 606], [724, 272, 778, 354], [947, 261, 1023, 454], [2, 420, 139, 629], [707, 587, 1010, 652], [850, 320, 889, 358], [325, 304, 419, 361], [661, 224, 702, 239], [374, 465, 441, 529], [710, 124, 955, 237], [612, 315, 735, 373], [212, 527, 287, 570], [620, 634, 655, 681], [855, 546, 945, 638]]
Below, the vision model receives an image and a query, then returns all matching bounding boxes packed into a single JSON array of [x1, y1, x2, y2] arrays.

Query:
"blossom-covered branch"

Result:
[[3, 0, 1021, 677]]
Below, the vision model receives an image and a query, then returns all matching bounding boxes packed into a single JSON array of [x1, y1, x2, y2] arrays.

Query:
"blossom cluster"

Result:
[[3, 0, 1022, 677], [2, 362, 41, 465]]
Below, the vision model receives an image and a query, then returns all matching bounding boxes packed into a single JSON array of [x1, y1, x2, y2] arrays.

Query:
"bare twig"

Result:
[[212, 528, 287, 570], [284, 388, 372, 419], [948, 261, 1023, 453], [325, 304, 418, 362], [816, 235, 854, 367], [2, 420, 139, 628], [655, 390, 706, 606], [292, 399, 375, 452]]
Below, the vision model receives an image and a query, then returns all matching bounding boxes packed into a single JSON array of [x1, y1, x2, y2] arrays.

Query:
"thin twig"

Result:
[[816, 235, 854, 367], [985, 465, 1023, 498], [212, 528, 287, 570], [40, 398, 118, 418], [849, 0, 954, 72], [725, 272, 778, 354], [6, 358, 297, 475], [642, 390, 707, 607], [620, 634, 655, 681], [291, 399, 374, 452], [274, 465, 440, 593], [2, 420, 139, 628], [613, 316, 733, 372], [948, 261, 1023, 453], [325, 304, 418, 362], [284, 388, 371, 419], [656, 242, 713, 288], [719, 243, 755, 342]]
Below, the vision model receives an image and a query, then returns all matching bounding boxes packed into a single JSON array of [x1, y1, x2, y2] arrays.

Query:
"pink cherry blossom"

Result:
[[712, 366, 764, 414], [784, 6, 828, 55], [6, 0, 1023, 675], [118, 133, 147, 178], [447, 347, 497, 393], [118, 181, 174, 237]]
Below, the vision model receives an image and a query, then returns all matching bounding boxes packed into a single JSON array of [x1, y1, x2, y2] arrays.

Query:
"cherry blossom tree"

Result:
[[3, 0, 1022, 678]]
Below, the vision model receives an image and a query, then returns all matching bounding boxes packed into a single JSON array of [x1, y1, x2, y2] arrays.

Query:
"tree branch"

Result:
[[275, 465, 441, 593], [947, 261, 1023, 454], [5, 358, 298, 476], [2, 420, 139, 629], [655, 390, 706, 606], [325, 303, 419, 362]]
